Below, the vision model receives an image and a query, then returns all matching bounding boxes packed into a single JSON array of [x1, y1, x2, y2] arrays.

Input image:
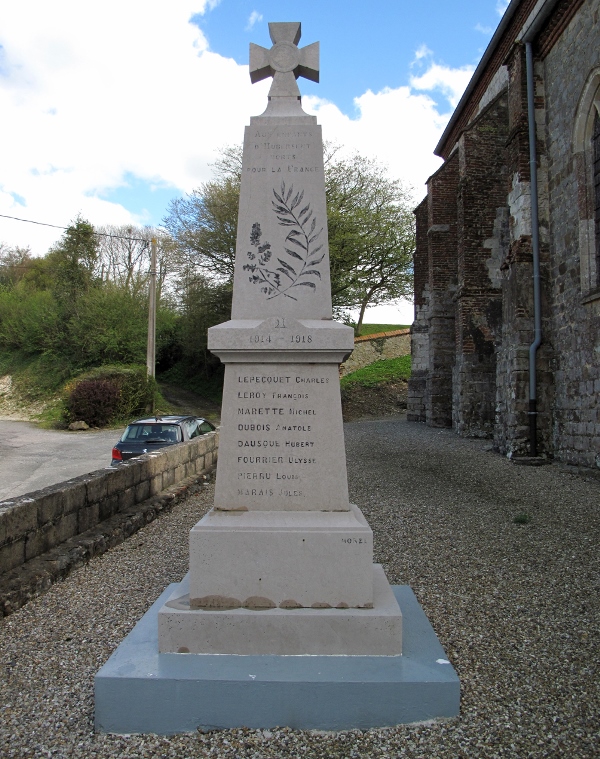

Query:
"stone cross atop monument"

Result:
[[229, 23, 330, 319], [95, 23, 456, 734], [158, 22, 403, 658], [250, 22, 319, 103]]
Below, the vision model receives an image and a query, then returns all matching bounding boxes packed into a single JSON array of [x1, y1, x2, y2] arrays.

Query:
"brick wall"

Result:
[[543, 0, 600, 467], [453, 94, 508, 437], [426, 154, 459, 428], [407, 199, 429, 422], [409, 0, 599, 469]]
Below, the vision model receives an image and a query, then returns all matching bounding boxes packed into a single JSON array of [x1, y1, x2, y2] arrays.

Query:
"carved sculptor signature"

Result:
[[243, 181, 324, 300]]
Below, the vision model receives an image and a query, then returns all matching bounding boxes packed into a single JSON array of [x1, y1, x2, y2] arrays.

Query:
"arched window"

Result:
[[573, 70, 600, 299]]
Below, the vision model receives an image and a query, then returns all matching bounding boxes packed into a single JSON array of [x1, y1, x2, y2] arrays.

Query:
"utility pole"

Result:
[[146, 238, 157, 384]]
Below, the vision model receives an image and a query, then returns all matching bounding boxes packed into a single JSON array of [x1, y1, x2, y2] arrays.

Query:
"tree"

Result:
[[163, 147, 241, 282], [163, 145, 415, 332], [95, 225, 175, 301], [325, 150, 414, 332], [0, 244, 34, 288], [46, 216, 99, 306]]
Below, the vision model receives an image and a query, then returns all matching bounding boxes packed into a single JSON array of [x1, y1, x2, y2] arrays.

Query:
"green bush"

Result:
[[66, 379, 120, 426], [0, 288, 61, 354], [64, 364, 155, 426]]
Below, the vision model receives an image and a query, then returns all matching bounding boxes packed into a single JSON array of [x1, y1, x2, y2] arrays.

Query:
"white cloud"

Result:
[[409, 45, 474, 109], [413, 44, 433, 62], [304, 85, 448, 202], [0, 1, 267, 253], [246, 11, 263, 31], [410, 63, 474, 109], [0, 3, 472, 257], [496, 0, 510, 16], [475, 22, 493, 35]]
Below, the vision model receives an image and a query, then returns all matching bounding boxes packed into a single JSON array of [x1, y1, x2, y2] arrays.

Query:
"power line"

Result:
[[0, 213, 153, 243]]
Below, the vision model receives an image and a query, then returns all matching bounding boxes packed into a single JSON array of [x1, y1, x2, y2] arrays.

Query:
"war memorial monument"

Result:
[[95, 23, 459, 733]]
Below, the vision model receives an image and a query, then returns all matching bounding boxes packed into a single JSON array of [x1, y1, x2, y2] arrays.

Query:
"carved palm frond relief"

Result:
[[243, 182, 324, 300]]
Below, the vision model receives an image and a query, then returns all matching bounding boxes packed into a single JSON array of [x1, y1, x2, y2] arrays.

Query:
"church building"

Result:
[[408, 0, 600, 469]]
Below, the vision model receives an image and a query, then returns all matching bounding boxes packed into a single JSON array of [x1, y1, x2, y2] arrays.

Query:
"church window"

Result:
[[573, 70, 600, 299]]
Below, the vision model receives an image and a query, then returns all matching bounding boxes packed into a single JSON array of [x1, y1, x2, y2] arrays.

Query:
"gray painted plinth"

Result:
[[95, 585, 459, 734]]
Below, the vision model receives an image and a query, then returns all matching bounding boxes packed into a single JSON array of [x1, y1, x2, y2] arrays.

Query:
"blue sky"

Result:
[[193, 0, 503, 114], [0, 0, 509, 321]]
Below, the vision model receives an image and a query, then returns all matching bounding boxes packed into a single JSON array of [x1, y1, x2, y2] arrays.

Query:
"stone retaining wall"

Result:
[[0, 431, 219, 579], [340, 329, 410, 376]]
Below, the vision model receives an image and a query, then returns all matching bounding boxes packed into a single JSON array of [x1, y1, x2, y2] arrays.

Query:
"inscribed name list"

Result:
[[214, 362, 350, 512]]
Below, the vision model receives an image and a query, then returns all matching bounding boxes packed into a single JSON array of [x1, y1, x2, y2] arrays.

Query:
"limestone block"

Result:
[[133, 458, 151, 485], [61, 482, 88, 516], [146, 453, 166, 478], [117, 487, 136, 513], [135, 480, 150, 503], [85, 472, 108, 504], [107, 466, 135, 497], [188, 504, 373, 609], [149, 475, 163, 497], [25, 523, 55, 561], [55, 511, 79, 544], [37, 489, 65, 525], [0, 539, 25, 573], [162, 468, 176, 490], [99, 495, 119, 522], [159, 564, 401, 656], [1, 499, 38, 544], [214, 361, 350, 512], [78, 503, 99, 533]]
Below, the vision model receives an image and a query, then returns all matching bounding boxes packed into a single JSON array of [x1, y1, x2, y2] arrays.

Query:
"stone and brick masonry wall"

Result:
[[0, 431, 219, 616], [542, 2, 600, 469], [340, 329, 410, 377], [409, 0, 599, 468]]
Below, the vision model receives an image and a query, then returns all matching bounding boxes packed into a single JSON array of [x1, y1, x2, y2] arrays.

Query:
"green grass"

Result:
[[0, 350, 169, 429], [513, 512, 532, 525], [341, 355, 411, 390], [0, 350, 74, 399], [358, 323, 410, 336]]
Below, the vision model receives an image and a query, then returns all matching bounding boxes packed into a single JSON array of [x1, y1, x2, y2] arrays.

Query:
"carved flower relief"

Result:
[[242, 182, 324, 301]]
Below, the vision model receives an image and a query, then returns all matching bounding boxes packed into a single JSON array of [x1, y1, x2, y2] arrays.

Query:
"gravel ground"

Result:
[[1, 417, 599, 758]]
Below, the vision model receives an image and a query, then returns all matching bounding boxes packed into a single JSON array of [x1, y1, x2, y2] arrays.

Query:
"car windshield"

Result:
[[121, 424, 180, 443]]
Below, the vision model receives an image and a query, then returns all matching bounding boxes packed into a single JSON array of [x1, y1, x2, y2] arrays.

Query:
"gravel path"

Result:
[[1, 417, 599, 758]]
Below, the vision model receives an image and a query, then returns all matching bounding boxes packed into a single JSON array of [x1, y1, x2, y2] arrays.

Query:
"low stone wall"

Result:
[[0, 432, 218, 604], [340, 329, 410, 376]]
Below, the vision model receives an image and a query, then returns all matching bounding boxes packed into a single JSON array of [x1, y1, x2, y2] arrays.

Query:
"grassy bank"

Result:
[[357, 323, 411, 336], [341, 355, 411, 390]]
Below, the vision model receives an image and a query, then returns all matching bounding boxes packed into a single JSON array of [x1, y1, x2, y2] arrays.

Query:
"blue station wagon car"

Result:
[[111, 415, 216, 465]]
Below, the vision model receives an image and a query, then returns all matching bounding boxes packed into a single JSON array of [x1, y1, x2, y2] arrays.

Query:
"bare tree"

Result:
[[95, 226, 176, 301]]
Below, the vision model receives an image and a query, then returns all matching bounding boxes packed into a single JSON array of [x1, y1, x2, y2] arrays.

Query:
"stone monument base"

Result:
[[187, 504, 375, 612], [158, 564, 401, 655], [95, 584, 460, 734]]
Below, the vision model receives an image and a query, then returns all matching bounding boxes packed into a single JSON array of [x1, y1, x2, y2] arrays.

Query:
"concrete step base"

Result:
[[95, 584, 459, 734]]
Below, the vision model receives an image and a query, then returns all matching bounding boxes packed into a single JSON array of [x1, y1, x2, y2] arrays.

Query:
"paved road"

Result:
[[0, 420, 125, 501]]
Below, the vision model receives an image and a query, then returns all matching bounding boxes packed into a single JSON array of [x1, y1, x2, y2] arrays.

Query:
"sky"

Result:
[[0, 0, 510, 324]]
